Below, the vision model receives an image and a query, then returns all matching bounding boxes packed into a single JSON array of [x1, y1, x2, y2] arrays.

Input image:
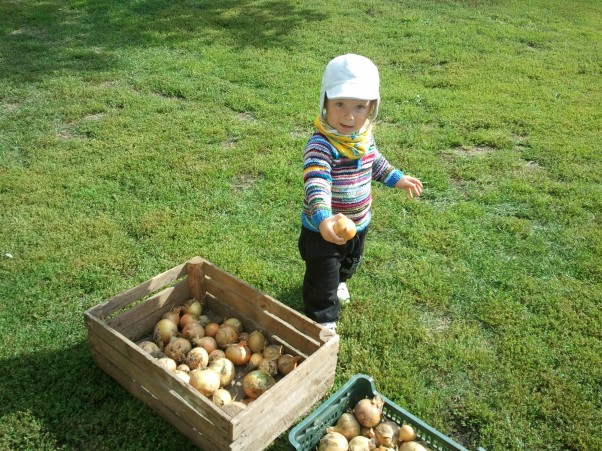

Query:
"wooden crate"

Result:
[[84, 256, 339, 451]]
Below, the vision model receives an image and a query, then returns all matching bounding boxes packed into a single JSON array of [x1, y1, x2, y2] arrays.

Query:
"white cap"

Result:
[[320, 54, 380, 121]]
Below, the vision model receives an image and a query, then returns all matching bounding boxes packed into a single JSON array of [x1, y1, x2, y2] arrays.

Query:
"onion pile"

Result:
[[137, 299, 303, 414], [317, 396, 430, 450]]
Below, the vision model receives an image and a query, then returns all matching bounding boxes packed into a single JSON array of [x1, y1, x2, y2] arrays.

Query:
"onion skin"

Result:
[[182, 322, 205, 341], [277, 354, 302, 376], [161, 309, 181, 327], [374, 421, 400, 448], [184, 299, 202, 317], [348, 436, 373, 451], [399, 442, 428, 451], [242, 370, 276, 399], [262, 344, 283, 361], [138, 340, 162, 357], [164, 337, 192, 364], [212, 388, 232, 407], [179, 312, 200, 329], [318, 431, 348, 451], [193, 336, 218, 354], [208, 357, 235, 387], [327, 412, 361, 441], [333, 215, 356, 241], [157, 357, 177, 372], [208, 349, 226, 363], [398, 424, 417, 442], [173, 370, 190, 384], [205, 322, 220, 337], [258, 358, 279, 376], [248, 352, 264, 369], [353, 396, 384, 428], [225, 341, 252, 365], [186, 346, 209, 370], [223, 317, 244, 333], [152, 318, 178, 348]]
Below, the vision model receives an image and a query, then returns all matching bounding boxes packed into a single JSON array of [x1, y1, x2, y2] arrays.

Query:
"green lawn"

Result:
[[1, 1, 600, 450]]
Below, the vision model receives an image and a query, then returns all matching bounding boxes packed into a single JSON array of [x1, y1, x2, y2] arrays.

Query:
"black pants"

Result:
[[298, 226, 368, 323]]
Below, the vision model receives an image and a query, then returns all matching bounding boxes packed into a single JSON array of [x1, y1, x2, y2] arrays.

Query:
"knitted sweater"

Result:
[[301, 132, 404, 232]]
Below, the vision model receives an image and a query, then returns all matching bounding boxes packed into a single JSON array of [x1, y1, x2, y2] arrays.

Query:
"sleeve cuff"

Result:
[[311, 209, 331, 227], [384, 169, 404, 188]]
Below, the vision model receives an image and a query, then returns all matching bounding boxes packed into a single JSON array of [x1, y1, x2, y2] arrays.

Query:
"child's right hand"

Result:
[[318, 213, 347, 245]]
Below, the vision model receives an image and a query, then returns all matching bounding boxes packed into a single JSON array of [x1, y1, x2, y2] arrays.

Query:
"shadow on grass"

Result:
[[0, 341, 193, 450], [0, 0, 326, 82]]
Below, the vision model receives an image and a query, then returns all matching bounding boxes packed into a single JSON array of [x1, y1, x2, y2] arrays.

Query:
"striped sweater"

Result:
[[301, 132, 404, 232]]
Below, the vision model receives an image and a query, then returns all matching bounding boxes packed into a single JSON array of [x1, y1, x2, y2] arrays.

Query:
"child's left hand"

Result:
[[395, 176, 423, 198]]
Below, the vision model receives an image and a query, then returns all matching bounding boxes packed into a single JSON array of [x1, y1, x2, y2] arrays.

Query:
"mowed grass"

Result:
[[1, 1, 600, 450]]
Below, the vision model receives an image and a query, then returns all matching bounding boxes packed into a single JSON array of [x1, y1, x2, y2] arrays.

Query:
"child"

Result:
[[299, 54, 423, 332]]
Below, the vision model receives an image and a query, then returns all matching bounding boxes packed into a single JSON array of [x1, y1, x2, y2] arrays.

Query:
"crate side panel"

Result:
[[204, 264, 323, 339], [106, 279, 191, 339], [231, 335, 339, 451], [88, 262, 188, 319]]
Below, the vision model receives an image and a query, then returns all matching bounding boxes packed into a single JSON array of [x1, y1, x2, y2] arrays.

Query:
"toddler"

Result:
[[299, 54, 423, 331]]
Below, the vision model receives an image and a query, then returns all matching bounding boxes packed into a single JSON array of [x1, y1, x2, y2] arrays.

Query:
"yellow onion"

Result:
[[205, 322, 220, 337], [247, 330, 267, 353], [327, 412, 361, 441], [164, 337, 192, 364], [152, 318, 178, 348], [212, 388, 232, 407], [186, 346, 209, 370], [258, 358, 279, 376], [248, 352, 263, 369], [161, 308, 181, 327], [215, 324, 239, 348], [184, 299, 202, 317], [138, 340, 162, 357], [349, 436, 373, 451], [226, 341, 252, 365], [209, 349, 226, 363], [157, 357, 177, 372], [182, 322, 205, 341], [223, 317, 244, 333], [399, 442, 428, 451], [353, 396, 384, 428], [398, 424, 417, 442], [189, 367, 220, 396], [180, 312, 200, 329], [277, 354, 302, 376], [173, 370, 190, 384], [193, 336, 218, 354], [208, 357, 235, 387], [242, 370, 276, 399], [176, 364, 190, 372], [318, 431, 348, 451], [262, 344, 283, 361], [375, 421, 400, 448]]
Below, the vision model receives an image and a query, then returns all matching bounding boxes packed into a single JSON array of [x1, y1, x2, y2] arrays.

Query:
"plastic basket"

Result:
[[289, 374, 482, 451]]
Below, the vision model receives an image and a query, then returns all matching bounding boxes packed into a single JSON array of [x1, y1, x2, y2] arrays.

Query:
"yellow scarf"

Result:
[[314, 116, 372, 160]]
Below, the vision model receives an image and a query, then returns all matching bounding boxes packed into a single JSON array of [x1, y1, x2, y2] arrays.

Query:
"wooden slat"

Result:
[[186, 257, 206, 302], [106, 280, 190, 339], [87, 262, 189, 319], [204, 263, 324, 339]]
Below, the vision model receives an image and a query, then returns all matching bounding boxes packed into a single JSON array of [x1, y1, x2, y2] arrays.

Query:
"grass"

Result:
[[1, 0, 600, 449]]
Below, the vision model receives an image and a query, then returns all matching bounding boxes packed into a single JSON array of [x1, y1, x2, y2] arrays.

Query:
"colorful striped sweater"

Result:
[[302, 132, 404, 232]]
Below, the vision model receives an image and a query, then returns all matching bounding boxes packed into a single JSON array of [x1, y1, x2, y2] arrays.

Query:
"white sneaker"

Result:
[[319, 321, 337, 331], [337, 283, 350, 304]]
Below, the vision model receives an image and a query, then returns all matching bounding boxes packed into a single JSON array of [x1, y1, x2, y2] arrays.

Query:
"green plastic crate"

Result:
[[289, 374, 484, 451]]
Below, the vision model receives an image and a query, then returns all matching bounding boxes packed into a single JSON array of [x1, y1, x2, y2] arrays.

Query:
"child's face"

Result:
[[325, 98, 373, 135]]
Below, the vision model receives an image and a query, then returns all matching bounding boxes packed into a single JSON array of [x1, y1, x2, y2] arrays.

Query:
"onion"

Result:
[[262, 344, 283, 361], [353, 396, 384, 428], [157, 357, 177, 372], [164, 337, 192, 364], [215, 324, 239, 348], [193, 336, 218, 354], [399, 442, 428, 451], [223, 317, 244, 333], [225, 341, 252, 365], [258, 357, 279, 376], [189, 367, 221, 396], [348, 436, 373, 451], [152, 318, 178, 347], [398, 424, 417, 442], [318, 431, 348, 451], [375, 421, 400, 448], [138, 340, 162, 357], [208, 357, 235, 387], [180, 312, 200, 329], [222, 401, 247, 417], [212, 388, 232, 407], [161, 308, 181, 327], [242, 370, 276, 399], [333, 215, 357, 241], [184, 299, 202, 317], [209, 349, 226, 363], [186, 346, 209, 370], [205, 322, 220, 337], [182, 322, 206, 342], [247, 330, 267, 353], [327, 412, 361, 441], [176, 364, 190, 372], [173, 370, 190, 384], [277, 354, 301, 376], [248, 352, 263, 369]]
